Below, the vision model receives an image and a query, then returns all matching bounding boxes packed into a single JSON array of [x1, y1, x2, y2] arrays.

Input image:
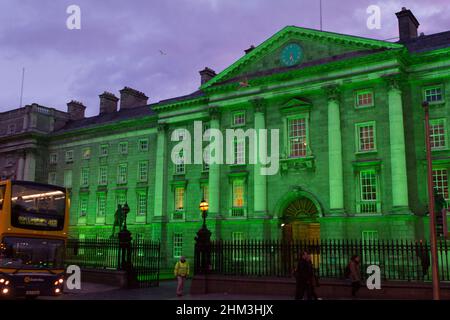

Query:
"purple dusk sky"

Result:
[[0, 0, 449, 116]]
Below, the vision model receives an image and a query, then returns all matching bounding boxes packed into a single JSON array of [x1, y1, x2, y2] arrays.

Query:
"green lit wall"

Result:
[[21, 26, 450, 269]]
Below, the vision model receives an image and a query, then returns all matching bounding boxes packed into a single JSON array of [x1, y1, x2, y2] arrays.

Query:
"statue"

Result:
[[111, 204, 123, 238]]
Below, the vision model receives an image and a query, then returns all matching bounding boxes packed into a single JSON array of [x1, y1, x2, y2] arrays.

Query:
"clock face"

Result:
[[280, 43, 303, 67]]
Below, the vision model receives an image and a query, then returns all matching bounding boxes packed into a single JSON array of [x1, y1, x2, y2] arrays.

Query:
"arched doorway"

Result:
[[281, 196, 320, 243]]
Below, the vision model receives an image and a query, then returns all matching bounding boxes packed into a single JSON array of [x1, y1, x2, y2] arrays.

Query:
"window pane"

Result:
[[433, 169, 449, 200], [289, 118, 307, 157], [430, 119, 446, 150], [358, 124, 375, 152]]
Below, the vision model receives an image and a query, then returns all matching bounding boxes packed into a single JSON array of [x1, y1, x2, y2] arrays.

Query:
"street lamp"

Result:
[[423, 100, 441, 300], [199, 199, 209, 229]]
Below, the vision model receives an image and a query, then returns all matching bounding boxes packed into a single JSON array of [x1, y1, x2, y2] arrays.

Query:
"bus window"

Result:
[[0, 185, 5, 210]]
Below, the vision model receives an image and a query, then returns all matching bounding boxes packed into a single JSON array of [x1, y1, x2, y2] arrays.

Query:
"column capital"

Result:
[[383, 73, 405, 91], [251, 97, 267, 114], [157, 122, 167, 133], [323, 85, 341, 102], [208, 106, 221, 120]]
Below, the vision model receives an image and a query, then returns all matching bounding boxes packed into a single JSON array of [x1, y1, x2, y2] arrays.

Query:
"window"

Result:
[[79, 197, 88, 217], [356, 122, 376, 152], [48, 172, 57, 185], [117, 163, 128, 184], [99, 144, 109, 157], [203, 123, 210, 171], [234, 138, 245, 165], [139, 139, 149, 152], [65, 150, 74, 163], [174, 187, 184, 219], [118, 142, 128, 155], [175, 150, 185, 174], [203, 151, 210, 172], [82, 147, 91, 160], [232, 111, 246, 126], [424, 86, 443, 104], [7, 124, 16, 135], [355, 90, 374, 108], [433, 169, 449, 201], [288, 117, 307, 158], [116, 193, 127, 207], [232, 232, 244, 261], [97, 193, 106, 217], [138, 161, 148, 182], [137, 192, 147, 216], [173, 233, 183, 258], [80, 167, 89, 187], [430, 119, 447, 150], [49, 153, 58, 165], [232, 180, 245, 217], [98, 166, 108, 185], [232, 232, 244, 242], [358, 170, 379, 213], [362, 230, 380, 264], [202, 184, 209, 203], [64, 170, 72, 188]]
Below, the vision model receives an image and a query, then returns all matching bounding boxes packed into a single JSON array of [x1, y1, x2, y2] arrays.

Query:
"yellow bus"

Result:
[[0, 180, 69, 298]]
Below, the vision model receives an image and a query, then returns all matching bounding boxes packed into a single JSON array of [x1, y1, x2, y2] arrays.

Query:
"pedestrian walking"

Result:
[[348, 255, 361, 298], [294, 250, 316, 300], [174, 256, 190, 297]]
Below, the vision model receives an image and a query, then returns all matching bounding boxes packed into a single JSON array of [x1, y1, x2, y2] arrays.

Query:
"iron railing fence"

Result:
[[65, 238, 160, 287], [198, 239, 450, 282]]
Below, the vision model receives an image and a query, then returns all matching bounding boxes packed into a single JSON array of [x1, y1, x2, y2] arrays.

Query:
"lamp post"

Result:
[[196, 199, 211, 275], [423, 101, 441, 300]]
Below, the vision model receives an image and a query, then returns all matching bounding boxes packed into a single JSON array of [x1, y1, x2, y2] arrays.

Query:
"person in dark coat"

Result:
[[294, 250, 315, 300], [349, 255, 361, 298]]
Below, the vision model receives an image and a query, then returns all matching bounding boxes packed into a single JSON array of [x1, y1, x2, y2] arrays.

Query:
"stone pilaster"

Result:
[[325, 85, 344, 214]]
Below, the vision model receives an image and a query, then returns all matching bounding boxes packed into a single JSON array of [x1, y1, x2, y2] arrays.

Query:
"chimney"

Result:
[[245, 45, 255, 54], [199, 67, 216, 85], [67, 100, 86, 120], [119, 87, 149, 110], [396, 7, 420, 42], [99, 91, 119, 115]]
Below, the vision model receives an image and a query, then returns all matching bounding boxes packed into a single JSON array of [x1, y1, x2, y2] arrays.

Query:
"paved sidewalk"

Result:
[[43, 280, 295, 300]]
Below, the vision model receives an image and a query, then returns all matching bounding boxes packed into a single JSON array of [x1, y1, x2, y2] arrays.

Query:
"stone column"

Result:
[[326, 86, 344, 213], [16, 152, 25, 180], [253, 98, 267, 215], [387, 76, 409, 211], [208, 107, 221, 217], [154, 123, 167, 218], [23, 150, 36, 181]]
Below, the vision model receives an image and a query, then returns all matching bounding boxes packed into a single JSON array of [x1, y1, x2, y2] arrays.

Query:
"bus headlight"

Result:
[[55, 288, 61, 294], [2, 288, 8, 295], [58, 278, 64, 284], [4, 281, 9, 286], [0, 278, 5, 284], [54, 278, 64, 286]]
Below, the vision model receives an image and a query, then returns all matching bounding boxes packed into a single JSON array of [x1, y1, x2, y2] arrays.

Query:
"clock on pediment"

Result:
[[280, 43, 303, 67]]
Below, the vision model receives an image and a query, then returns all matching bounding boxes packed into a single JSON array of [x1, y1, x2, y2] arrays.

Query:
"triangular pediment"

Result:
[[202, 26, 403, 88]]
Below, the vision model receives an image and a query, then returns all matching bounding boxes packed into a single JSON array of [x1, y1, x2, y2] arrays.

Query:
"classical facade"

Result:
[[1, 8, 450, 267]]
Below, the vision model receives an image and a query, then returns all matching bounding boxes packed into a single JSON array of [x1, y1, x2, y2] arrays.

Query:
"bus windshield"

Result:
[[11, 182, 66, 231], [0, 237, 65, 270]]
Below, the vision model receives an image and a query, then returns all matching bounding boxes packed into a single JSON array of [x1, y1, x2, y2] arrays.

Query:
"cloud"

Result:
[[0, 0, 449, 116]]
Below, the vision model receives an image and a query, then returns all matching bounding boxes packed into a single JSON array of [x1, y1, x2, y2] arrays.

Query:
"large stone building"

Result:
[[1, 8, 450, 267]]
